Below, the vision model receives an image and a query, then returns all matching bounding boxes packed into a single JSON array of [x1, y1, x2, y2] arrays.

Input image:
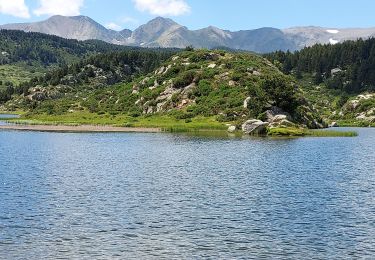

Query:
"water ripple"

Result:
[[0, 128, 374, 259]]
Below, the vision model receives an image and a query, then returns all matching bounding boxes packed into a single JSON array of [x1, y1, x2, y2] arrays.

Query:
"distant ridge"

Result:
[[2, 15, 375, 53]]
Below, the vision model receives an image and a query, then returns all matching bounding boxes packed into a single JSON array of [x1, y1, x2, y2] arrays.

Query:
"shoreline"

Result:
[[0, 124, 161, 133]]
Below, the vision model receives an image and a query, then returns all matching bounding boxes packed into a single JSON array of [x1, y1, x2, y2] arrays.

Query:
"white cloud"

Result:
[[133, 0, 190, 16], [34, 0, 85, 16], [0, 0, 30, 18], [106, 22, 121, 31]]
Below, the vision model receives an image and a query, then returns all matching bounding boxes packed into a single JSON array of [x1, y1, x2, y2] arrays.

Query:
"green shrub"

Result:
[[196, 80, 213, 96], [171, 93, 180, 103], [200, 69, 218, 80], [164, 66, 182, 79], [257, 111, 268, 121], [171, 110, 195, 120], [173, 70, 196, 88], [358, 99, 375, 112]]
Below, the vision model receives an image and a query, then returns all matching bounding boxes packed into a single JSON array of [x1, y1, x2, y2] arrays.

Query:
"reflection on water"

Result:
[[0, 114, 19, 119], [0, 114, 19, 126], [0, 128, 374, 259]]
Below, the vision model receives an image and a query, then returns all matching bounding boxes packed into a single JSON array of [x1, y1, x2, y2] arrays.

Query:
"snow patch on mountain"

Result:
[[329, 38, 339, 45], [327, 29, 339, 34]]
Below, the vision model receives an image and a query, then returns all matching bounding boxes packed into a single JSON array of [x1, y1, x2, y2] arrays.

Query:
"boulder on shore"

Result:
[[227, 125, 236, 133], [329, 121, 339, 127], [242, 119, 269, 135]]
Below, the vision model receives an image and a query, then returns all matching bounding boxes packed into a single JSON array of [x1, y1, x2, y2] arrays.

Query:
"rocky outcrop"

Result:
[[242, 119, 269, 135], [269, 115, 295, 128], [341, 93, 375, 123], [27, 86, 68, 101], [265, 106, 291, 122], [356, 111, 375, 122], [264, 106, 296, 127]]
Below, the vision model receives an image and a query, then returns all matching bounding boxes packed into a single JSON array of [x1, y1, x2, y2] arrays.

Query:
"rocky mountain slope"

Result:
[[2, 16, 375, 53], [1, 15, 132, 43], [283, 26, 375, 49]]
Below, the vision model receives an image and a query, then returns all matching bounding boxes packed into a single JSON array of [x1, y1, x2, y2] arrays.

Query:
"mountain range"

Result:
[[1, 15, 375, 53]]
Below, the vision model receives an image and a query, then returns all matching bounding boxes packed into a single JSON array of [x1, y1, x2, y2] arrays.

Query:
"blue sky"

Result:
[[1, 0, 375, 31]]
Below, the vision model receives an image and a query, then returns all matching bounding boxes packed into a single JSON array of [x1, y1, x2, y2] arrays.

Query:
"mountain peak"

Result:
[[2, 15, 375, 53], [146, 17, 180, 27], [129, 16, 183, 44], [47, 15, 98, 24], [48, 15, 86, 20]]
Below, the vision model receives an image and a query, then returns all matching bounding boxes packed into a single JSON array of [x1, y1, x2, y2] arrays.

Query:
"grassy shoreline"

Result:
[[0, 111, 359, 137], [267, 127, 358, 137], [336, 120, 375, 128], [0, 110, 25, 115], [4, 112, 228, 132]]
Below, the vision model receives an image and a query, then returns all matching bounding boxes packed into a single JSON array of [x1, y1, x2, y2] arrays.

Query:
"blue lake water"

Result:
[[0, 121, 374, 259], [0, 114, 19, 126]]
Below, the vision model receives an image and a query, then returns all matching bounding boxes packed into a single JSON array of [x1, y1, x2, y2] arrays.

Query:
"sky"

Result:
[[0, 0, 375, 31]]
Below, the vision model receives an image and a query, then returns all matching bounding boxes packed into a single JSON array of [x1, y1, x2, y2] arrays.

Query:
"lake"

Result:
[[0, 119, 374, 259], [0, 114, 19, 126]]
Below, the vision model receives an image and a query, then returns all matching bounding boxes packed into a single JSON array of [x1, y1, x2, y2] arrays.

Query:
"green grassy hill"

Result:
[[3, 49, 324, 131]]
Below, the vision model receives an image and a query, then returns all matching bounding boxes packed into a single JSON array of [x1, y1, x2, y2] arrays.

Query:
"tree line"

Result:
[[21, 49, 177, 89], [265, 38, 375, 93], [0, 30, 135, 66]]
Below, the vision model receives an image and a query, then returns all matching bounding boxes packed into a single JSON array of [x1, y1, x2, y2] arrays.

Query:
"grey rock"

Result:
[[266, 106, 291, 122], [227, 125, 236, 133], [329, 121, 339, 127], [30, 92, 46, 101], [279, 119, 295, 127], [243, 97, 251, 109], [331, 68, 342, 75], [242, 119, 269, 135]]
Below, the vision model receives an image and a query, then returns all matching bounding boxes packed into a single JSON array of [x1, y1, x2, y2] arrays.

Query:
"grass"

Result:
[[267, 127, 305, 136], [0, 64, 45, 85], [268, 127, 358, 137], [336, 119, 375, 127], [7, 111, 228, 132], [0, 110, 26, 115], [7, 120, 81, 127], [5, 113, 359, 137], [2, 110, 359, 137]]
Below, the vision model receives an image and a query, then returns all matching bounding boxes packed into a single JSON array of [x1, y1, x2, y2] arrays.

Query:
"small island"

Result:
[[1, 32, 374, 137]]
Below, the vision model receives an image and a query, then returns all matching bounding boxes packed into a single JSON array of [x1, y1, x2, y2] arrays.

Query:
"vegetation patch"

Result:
[[267, 127, 358, 137]]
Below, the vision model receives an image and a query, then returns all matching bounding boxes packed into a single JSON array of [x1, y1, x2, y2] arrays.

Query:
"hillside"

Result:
[[3, 49, 324, 132], [0, 30, 177, 104], [3, 16, 375, 53], [0, 29, 137, 87], [266, 38, 375, 126], [0, 30, 133, 67]]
